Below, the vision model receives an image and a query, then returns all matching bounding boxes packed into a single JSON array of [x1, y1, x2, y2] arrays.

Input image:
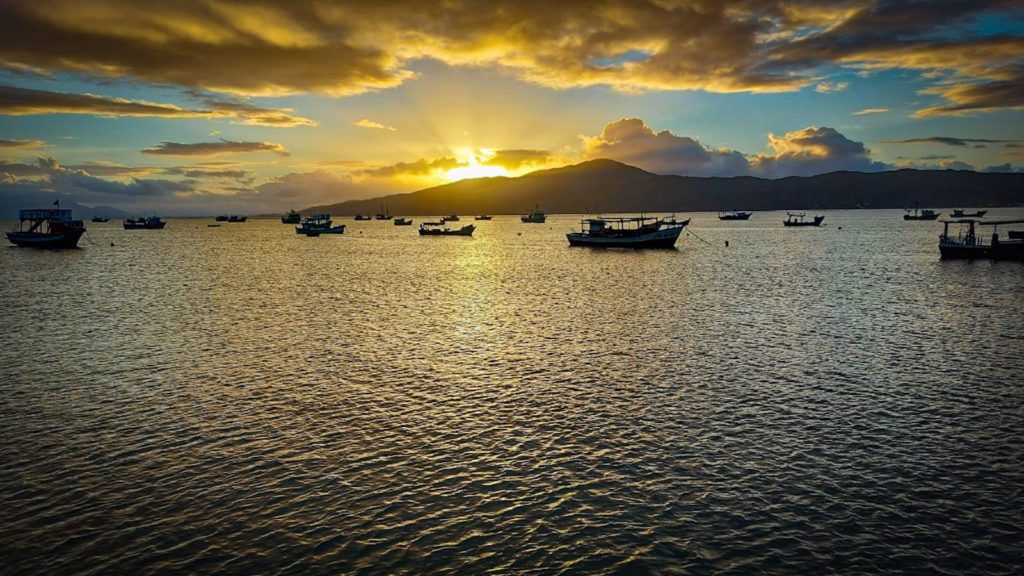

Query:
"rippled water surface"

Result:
[[2, 210, 1023, 575]]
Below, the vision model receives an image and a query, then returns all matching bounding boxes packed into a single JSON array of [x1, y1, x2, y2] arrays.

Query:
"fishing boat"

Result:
[[297, 213, 345, 235], [227, 215, 247, 223], [567, 216, 688, 248], [904, 207, 940, 220], [215, 215, 229, 222], [1009, 231, 1024, 240], [475, 215, 493, 220], [7, 207, 86, 248], [375, 206, 392, 220], [718, 211, 752, 221], [441, 214, 460, 222], [939, 219, 1024, 260], [783, 212, 824, 227], [521, 205, 546, 223], [950, 209, 987, 218], [394, 217, 413, 226], [124, 216, 166, 229], [419, 221, 475, 236], [281, 209, 301, 224], [91, 216, 109, 223], [354, 214, 372, 221]]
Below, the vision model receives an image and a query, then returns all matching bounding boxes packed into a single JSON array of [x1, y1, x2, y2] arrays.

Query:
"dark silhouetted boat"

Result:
[[354, 214, 372, 220], [375, 206, 392, 220], [281, 209, 301, 224], [950, 209, 987, 218], [394, 217, 413, 226], [91, 216, 109, 223], [567, 216, 687, 248], [475, 215, 493, 220], [939, 219, 1024, 260], [783, 212, 824, 227], [419, 221, 475, 236], [7, 207, 86, 248], [1009, 230, 1024, 240], [215, 215, 229, 222], [227, 215, 247, 223], [521, 205, 546, 223], [124, 216, 166, 229], [718, 211, 752, 220], [297, 213, 344, 235], [904, 207, 940, 220], [442, 214, 460, 222]]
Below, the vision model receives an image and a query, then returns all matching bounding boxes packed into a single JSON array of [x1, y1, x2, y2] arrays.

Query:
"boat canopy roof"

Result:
[[20, 208, 73, 221]]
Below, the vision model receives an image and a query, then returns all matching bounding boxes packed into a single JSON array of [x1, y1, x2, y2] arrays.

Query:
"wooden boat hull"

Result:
[[298, 225, 345, 235], [904, 214, 940, 220], [6, 230, 85, 248], [567, 225, 683, 248], [281, 216, 301, 224], [718, 213, 751, 220], [940, 241, 1024, 260], [521, 216, 546, 223], [419, 225, 475, 236]]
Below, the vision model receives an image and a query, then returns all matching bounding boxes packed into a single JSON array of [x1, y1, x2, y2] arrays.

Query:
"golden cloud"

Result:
[[353, 118, 396, 131], [0, 85, 315, 126], [0, 138, 45, 149]]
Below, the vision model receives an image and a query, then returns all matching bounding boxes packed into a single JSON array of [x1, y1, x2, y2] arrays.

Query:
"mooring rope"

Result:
[[686, 227, 715, 246]]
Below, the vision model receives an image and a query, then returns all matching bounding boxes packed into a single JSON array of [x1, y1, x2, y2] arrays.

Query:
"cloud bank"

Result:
[[581, 118, 890, 178], [142, 140, 290, 156], [0, 0, 1020, 116]]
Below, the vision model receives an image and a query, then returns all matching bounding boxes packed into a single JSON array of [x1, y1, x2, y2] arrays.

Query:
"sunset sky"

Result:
[[1, 0, 1022, 215]]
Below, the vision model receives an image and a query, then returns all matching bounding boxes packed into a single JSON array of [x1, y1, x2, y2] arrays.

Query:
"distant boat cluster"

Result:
[[7, 203, 1023, 259]]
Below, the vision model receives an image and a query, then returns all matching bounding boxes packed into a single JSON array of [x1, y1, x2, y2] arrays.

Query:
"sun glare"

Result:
[[445, 152, 509, 182]]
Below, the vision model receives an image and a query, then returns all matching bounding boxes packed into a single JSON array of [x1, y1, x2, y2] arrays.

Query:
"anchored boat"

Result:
[[227, 215, 247, 223], [281, 209, 301, 224], [475, 215, 493, 220], [950, 209, 987, 218], [7, 207, 86, 248], [567, 216, 688, 248], [441, 214, 460, 222], [521, 205, 546, 223], [296, 213, 345, 236], [394, 217, 413, 226], [91, 216, 109, 223], [375, 206, 392, 220], [419, 221, 475, 236], [718, 211, 752, 221], [783, 212, 825, 227], [354, 214, 372, 221], [904, 207, 940, 220], [124, 216, 166, 229], [939, 219, 1024, 260]]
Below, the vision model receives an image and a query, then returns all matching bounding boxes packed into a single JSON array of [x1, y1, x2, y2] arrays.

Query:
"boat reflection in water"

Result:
[[939, 219, 1024, 260], [567, 216, 689, 248]]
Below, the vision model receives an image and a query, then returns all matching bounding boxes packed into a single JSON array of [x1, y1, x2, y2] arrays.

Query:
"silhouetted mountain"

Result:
[[1, 196, 131, 220], [305, 159, 1024, 215]]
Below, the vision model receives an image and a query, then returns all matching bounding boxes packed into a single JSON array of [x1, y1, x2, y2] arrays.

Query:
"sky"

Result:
[[1, 0, 1023, 215]]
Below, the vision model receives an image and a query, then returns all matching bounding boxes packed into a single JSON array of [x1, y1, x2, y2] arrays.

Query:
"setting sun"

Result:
[[445, 163, 508, 181]]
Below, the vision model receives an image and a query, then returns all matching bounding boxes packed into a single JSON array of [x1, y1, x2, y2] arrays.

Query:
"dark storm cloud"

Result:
[[884, 136, 1022, 146], [142, 140, 289, 156]]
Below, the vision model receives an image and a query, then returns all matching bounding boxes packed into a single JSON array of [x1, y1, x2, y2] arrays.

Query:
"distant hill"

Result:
[[305, 159, 1024, 215], [1, 195, 131, 220]]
